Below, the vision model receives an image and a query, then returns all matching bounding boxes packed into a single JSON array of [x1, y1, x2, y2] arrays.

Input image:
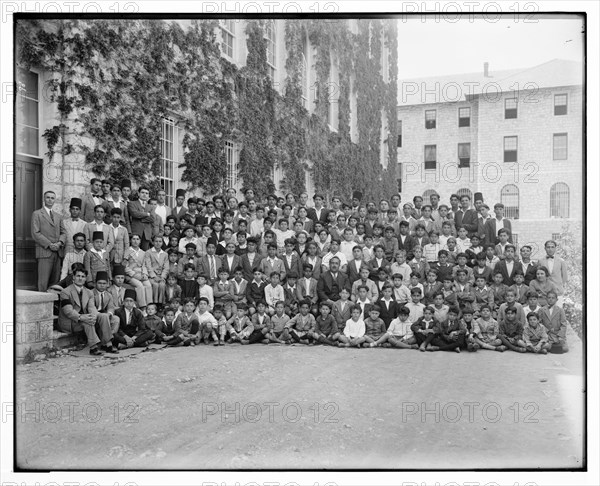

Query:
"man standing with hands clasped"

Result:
[[31, 190, 64, 291], [128, 186, 155, 251]]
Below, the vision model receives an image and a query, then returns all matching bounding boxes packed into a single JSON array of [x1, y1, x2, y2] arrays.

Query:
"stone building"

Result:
[[396, 59, 583, 255]]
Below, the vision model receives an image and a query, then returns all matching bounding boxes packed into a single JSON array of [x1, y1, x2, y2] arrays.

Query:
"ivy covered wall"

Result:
[[17, 18, 398, 202]]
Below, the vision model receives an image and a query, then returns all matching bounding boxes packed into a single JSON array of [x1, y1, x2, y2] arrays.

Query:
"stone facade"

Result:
[[397, 65, 582, 258], [15, 290, 57, 359]]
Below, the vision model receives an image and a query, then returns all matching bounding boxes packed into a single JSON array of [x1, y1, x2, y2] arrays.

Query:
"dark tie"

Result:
[[50, 211, 54, 223], [77, 290, 84, 310], [100, 293, 104, 311]]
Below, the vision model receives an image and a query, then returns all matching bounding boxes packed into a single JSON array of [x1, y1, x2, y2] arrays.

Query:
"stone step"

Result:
[[52, 330, 84, 349]]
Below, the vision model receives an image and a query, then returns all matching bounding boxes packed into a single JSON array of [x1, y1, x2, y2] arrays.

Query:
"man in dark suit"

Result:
[[494, 244, 519, 286], [171, 188, 187, 221], [308, 193, 330, 225], [397, 221, 417, 257], [31, 190, 65, 291], [317, 256, 351, 305], [519, 245, 539, 285], [485, 203, 513, 245], [376, 288, 401, 329], [240, 237, 263, 282], [81, 178, 109, 223], [454, 194, 479, 237], [114, 289, 155, 348], [346, 246, 369, 284], [127, 186, 154, 251]]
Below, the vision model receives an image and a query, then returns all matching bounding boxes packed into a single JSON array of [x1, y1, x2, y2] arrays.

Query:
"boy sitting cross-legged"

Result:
[[385, 306, 418, 349], [471, 304, 506, 351], [174, 298, 201, 346], [196, 296, 219, 345], [225, 303, 253, 344], [411, 305, 441, 352], [498, 306, 527, 353], [338, 304, 366, 348], [268, 301, 292, 344], [286, 300, 316, 344], [523, 312, 551, 354], [309, 301, 340, 346], [431, 306, 465, 353], [363, 305, 388, 348]]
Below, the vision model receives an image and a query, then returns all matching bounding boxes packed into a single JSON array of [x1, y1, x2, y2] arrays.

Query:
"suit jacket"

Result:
[[519, 261, 539, 285], [85, 222, 115, 253], [123, 248, 148, 281], [332, 299, 353, 328], [60, 218, 87, 256], [84, 249, 111, 283], [309, 207, 329, 225], [108, 224, 129, 264], [296, 277, 318, 304], [346, 259, 369, 284], [317, 271, 351, 302], [397, 234, 417, 255], [539, 305, 568, 339], [241, 252, 264, 282], [108, 284, 126, 308], [454, 208, 479, 236], [198, 254, 223, 284], [31, 207, 64, 259], [300, 255, 323, 281], [485, 218, 513, 245], [103, 199, 131, 232], [171, 205, 188, 221], [375, 298, 401, 328], [127, 199, 154, 240], [81, 193, 109, 223], [495, 259, 520, 286], [58, 284, 98, 331], [281, 253, 303, 279], [368, 257, 391, 280], [114, 306, 146, 336], [93, 289, 117, 316], [144, 248, 169, 280], [151, 213, 164, 239], [259, 257, 286, 280], [537, 256, 568, 295], [220, 254, 243, 278], [422, 281, 443, 305]]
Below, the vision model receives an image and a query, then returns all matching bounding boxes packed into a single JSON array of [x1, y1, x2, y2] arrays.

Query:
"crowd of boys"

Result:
[[32, 180, 570, 356]]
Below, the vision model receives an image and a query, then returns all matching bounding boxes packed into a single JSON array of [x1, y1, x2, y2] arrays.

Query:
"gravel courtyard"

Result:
[[16, 329, 584, 470]]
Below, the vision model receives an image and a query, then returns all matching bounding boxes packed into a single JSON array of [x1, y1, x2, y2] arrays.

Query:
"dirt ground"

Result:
[[16, 328, 584, 470]]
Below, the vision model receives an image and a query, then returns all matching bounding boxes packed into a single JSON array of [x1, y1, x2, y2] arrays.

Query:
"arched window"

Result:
[[422, 189, 437, 201], [501, 184, 519, 219], [264, 20, 276, 81], [457, 188, 472, 200], [550, 183, 570, 218]]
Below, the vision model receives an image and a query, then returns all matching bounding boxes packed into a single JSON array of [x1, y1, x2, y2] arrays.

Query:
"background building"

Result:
[[397, 59, 583, 253], [16, 18, 398, 289]]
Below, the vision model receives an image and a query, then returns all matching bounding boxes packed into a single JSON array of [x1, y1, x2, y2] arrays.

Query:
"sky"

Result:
[[397, 14, 585, 79]]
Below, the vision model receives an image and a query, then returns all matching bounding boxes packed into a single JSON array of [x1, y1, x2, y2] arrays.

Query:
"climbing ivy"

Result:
[[17, 18, 398, 201]]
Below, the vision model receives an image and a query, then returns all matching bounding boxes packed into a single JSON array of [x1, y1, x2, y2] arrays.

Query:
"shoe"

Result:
[[455, 347, 461, 353], [540, 348, 548, 354], [517, 347, 527, 353], [213, 340, 219, 346], [427, 345, 439, 351], [102, 345, 119, 354], [382, 343, 391, 348], [89, 346, 103, 356], [241, 339, 249, 345], [419, 345, 426, 352], [495, 345, 507, 352]]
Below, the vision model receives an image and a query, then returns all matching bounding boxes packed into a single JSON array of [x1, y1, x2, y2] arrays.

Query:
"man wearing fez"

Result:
[[31, 190, 64, 292], [351, 191, 363, 215], [58, 267, 116, 355], [121, 179, 133, 204], [60, 197, 87, 256], [114, 289, 155, 349], [172, 188, 188, 221]]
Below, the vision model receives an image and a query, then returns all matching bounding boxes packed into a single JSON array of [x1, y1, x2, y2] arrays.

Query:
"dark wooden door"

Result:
[[16, 155, 42, 289]]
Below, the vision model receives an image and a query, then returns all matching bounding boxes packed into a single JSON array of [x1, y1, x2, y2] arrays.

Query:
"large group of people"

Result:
[[30, 178, 570, 356]]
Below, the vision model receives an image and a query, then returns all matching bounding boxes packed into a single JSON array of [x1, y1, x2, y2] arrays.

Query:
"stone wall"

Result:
[[16, 290, 57, 360]]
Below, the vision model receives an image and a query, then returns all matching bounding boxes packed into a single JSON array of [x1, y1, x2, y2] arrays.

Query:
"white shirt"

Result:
[[124, 307, 132, 325], [546, 256, 555, 274], [387, 317, 413, 338], [155, 204, 168, 224], [111, 224, 120, 240], [92, 194, 102, 206], [343, 318, 365, 338], [505, 260, 514, 275]]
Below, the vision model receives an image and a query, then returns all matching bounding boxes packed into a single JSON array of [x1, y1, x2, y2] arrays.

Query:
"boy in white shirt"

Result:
[[386, 306, 418, 349], [338, 305, 366, 348]]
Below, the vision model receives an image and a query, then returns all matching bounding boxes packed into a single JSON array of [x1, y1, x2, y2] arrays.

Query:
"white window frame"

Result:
[[160, 117, 177, 207], [550, 183, 570, 218], [265, 20, 277, 82], [501, 184, 520, 219], [220, 19, 235, 60], [16, 67, 41, 158], [225, 140, 240, 191], [553, 133, 568, 160]]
